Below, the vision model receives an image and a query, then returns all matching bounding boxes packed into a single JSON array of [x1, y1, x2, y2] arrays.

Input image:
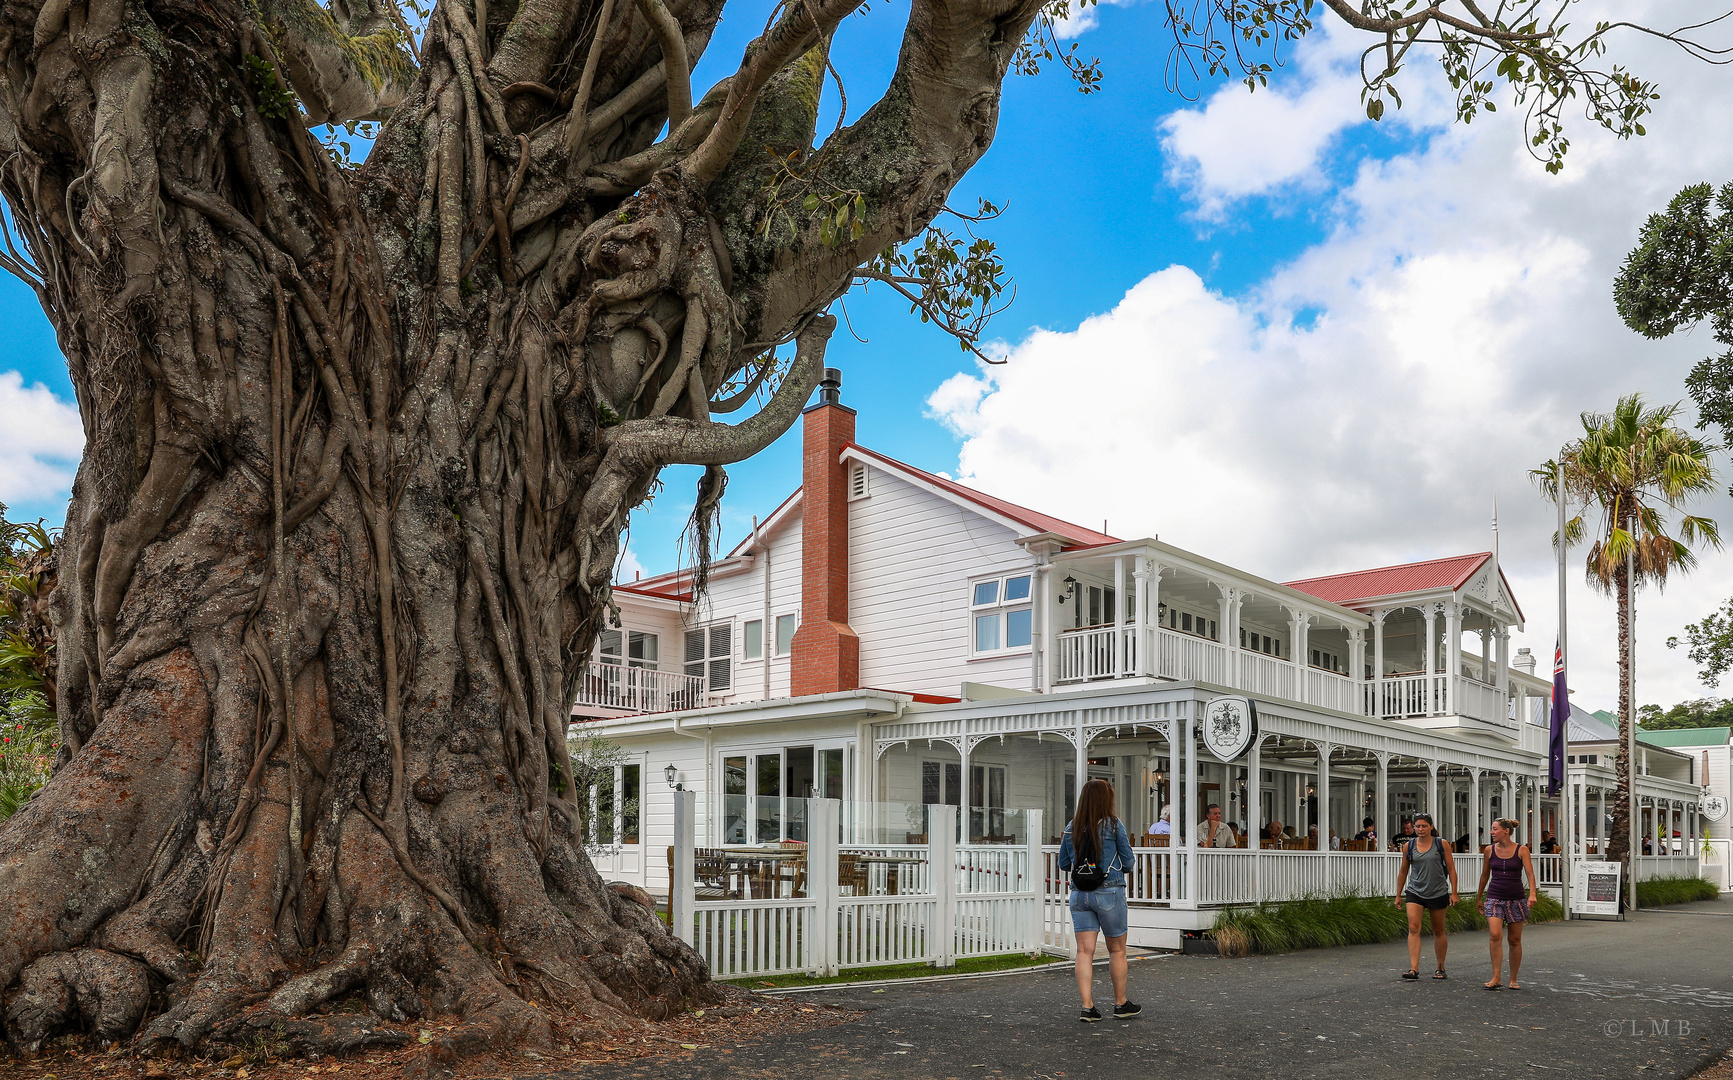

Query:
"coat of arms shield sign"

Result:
[[1204, 695, 1258, 762]]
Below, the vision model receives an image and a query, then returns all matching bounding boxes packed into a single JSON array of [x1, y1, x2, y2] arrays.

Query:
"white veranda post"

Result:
[[1319, 743, 1332, 858], [1250, 735, 1264, 898], [1179, 709, 1196, 909], [1376, 753, 1390, 852], [1469, 768, 1481, 857], [1113, 556, 1127, 678]]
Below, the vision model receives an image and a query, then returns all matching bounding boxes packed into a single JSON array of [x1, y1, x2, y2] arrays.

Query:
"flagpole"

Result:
[[1557, 461, 1572, 918], [1627, 512, 1639, 914]]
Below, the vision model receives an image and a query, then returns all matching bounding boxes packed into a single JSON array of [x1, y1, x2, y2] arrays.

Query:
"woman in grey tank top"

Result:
[[1394, 814, 1459, 980]]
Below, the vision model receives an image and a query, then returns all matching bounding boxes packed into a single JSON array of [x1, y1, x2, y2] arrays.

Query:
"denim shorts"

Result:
[[1070, 884, 1129, 937]]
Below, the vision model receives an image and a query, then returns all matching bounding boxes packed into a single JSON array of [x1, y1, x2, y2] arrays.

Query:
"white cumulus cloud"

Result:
[[0, 370, 82, 508], [928, 19, 1733, 712]]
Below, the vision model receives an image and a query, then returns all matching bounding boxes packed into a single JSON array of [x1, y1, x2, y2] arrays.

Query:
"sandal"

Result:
[[1400, 969, 1420, 981], [1483, 980, 1503, 991], [1433, 969, 1447, 980]]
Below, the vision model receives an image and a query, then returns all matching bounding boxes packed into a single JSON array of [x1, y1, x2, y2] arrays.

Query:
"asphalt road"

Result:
[[565, 895, 1733, 1080]]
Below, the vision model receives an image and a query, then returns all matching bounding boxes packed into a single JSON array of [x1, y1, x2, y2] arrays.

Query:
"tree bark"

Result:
[[0, 0, 1044, 1056], [1607, 564, 1632, 872]]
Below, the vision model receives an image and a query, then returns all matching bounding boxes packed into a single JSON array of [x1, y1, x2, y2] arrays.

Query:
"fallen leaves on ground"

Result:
[[0, 986, 859, 1080]]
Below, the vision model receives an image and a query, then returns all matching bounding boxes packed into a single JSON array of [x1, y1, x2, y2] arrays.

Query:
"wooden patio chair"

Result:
[[667, 846, 731, 900], [837, 852, 869, 896], [693, 848, 735, 899]]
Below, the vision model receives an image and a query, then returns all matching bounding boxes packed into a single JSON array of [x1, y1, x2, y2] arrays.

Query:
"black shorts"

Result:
[[1404, 892, 1451, 911]]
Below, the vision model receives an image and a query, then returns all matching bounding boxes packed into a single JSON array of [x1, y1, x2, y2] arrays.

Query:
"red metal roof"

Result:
[[612, 580, 692, 602], [1283, 553, 1492, 606], [843, 444, 1120, 547]]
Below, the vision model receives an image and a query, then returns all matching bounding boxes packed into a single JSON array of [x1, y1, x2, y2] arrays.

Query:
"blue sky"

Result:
[[7, 0, 1733, 711], [613, 0, 1430, 576]]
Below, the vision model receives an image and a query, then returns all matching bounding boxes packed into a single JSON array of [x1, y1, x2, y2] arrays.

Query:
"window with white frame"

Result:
[[584, 762, 640, 845], [1167, 605, 1218, 641], [775, 613, 798, 655], [1310, 646, 1341, 672], [971, 573, 1033, 654], [743, 620, 763, 660], [1240, 627, 1282, 658], [599, 629, 659, 668], [684, 624, 732, 691]]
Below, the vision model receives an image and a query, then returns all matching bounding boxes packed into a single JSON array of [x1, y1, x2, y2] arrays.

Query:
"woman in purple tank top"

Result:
[[1474, 817, 1537, 990]]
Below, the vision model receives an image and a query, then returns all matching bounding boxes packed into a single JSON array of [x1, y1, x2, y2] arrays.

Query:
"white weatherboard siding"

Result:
[[682, 514, 805, 705], [594, 734, 710, 893], [850, 468, 1035, 697]]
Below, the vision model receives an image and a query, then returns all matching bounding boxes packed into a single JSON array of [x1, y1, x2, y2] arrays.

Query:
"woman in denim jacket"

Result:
[[1058, 779, 1140, 1022]]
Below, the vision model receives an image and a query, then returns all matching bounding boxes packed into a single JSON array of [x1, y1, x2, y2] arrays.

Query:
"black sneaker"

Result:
[[1079, 1007, 1104, 1023], [1113, 1001, 1143, 1019]]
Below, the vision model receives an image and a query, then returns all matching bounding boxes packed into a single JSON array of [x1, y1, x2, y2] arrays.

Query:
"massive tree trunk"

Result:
[[0, 0, 1042, 1055]]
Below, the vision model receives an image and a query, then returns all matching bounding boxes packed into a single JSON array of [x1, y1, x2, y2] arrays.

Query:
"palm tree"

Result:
[[1534, 394, 1721, 874]]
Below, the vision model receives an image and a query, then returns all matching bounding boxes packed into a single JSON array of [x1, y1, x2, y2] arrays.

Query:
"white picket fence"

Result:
[[670, 798, 1046, 978]]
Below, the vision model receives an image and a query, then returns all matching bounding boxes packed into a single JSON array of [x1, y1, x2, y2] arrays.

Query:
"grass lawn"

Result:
[[723, 951, 1061, 990]]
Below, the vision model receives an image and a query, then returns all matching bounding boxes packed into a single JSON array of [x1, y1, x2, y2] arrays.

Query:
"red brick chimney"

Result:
[[791, 368, 860, 696]]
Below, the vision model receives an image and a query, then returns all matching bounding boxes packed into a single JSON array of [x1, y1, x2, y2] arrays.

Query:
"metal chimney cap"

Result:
[[818, 367, 843, 405]]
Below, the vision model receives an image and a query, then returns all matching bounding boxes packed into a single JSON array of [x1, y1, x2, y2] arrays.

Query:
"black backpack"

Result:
[[1069, 820, 1121, 892]]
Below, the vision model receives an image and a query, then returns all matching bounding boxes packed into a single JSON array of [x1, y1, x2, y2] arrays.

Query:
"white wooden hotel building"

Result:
[[577, 378, 1714, 947]]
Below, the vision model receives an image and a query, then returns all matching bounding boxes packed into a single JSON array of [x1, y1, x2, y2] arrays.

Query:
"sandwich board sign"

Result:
[[1571, 859, 1622, 917]]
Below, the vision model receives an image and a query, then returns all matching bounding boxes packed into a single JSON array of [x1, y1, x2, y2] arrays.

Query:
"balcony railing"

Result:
[[575, 662, 706, 714], [1054, 626, 1515, 730], [1055, 625, 1138, 682], [1367, 672, 1514, 729]]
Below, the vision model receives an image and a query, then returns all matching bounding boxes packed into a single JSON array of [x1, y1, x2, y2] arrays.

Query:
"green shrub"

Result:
[[1636, 875, 1719, 907], [1212, 891, 1563, 957], [0, 689, 55, 821]]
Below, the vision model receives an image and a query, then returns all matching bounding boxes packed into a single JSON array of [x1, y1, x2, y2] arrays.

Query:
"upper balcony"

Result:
[[574, 660, 710, 718], [1033, 538, 1542, 744]]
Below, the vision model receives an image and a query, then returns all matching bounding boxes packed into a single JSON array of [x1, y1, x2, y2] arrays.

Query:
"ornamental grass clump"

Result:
[[1212, 891, 1563, 957], [1636, 875, 1719, 907]]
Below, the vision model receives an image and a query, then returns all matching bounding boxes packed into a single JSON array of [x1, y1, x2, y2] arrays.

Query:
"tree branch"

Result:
[[603, 313, 835, 465], [678, 0, 863, 186], [633, 0, 692, 129]]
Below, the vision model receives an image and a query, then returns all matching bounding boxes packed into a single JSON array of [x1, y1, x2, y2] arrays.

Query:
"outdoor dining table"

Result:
[[720, 848, 806, 898], [852, 854, 925, 896]]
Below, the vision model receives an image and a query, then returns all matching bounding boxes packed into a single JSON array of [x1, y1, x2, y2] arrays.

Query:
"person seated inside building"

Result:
[[1148, 805, 1172, 836], [1264, 819, 1285, 844], [1354, 817, 1378, 844], [1539, 830, 1559, 854], [1198, 804, 1237, 847], [1391, 818, 1417, 850]]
